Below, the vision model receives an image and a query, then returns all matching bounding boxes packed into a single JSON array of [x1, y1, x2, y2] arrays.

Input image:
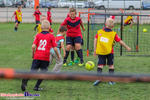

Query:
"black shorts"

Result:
[[124, 22, 131, 26], [97, 53, 114, 66], [15, 20, 20, 24], [36, 20, 40, 24], [50, 22, 52, 25], [66, 36, 81, 45], [72, 39, 84, 46], [31, 59, 49, 72]]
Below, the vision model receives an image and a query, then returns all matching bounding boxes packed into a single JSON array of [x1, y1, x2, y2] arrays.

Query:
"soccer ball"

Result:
[[143, 28, 147, 32], [85, 61, 95, 70]]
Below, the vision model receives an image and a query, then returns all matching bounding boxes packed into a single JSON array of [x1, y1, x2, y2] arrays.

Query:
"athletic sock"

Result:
[[35, 79, 43, 88], [109, 69, 114, 75], [97, 68, 102, 75], [76, 51, 79, 58], [77, 49, 83, 64], [71, 51, 74, 62], [63, 50, 70, 64], [35, 25, 38, 29], [14, 27, 17, 31]]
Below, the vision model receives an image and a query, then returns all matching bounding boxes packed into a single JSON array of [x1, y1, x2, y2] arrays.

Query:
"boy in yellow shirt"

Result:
[[93, 18, 131, 86], [11, 6, 22, 32]]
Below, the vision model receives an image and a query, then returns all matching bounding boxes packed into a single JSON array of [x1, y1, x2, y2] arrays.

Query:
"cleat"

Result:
[[14, 30, 17, 32], [34, 28, 36, 31], [21, 79, 27, 91], [112, 82, 115, 85], [63, 63, 67, 66], [33, 87, 43, 91], [108, 82, 112, 85], [75, 57, 80, 63], [118, 28, 120, 31], [129, 29, 132, 32], [78, 63, 84, 67], [68, 61, 75, 65], [93, 80, 101, 86]]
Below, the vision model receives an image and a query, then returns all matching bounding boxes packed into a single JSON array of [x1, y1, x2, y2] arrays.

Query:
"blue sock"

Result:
[[35, 79, 43, 88], [71, 51, 74, 62], [63, 50, 69, 64], [97, 68, 102, 75], [77, 49, 83, 64]]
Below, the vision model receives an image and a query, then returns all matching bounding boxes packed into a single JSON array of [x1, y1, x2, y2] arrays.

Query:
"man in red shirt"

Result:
[[21, 20, 60, 91], [33, 6, 42, 31], [47, 6, 52, 25], [58, 8, 85, 66]]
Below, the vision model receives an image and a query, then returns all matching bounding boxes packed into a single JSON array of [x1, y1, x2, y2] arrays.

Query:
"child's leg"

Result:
[[71, 46, 75, 62], [34, 21, 39, 30], [14, 22, 18, 31], [52, 54, 63, 73], [129, 23, 133, 29]]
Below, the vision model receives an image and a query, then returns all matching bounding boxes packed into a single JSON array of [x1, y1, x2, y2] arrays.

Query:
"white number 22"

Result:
[[38, 40, 47, 51]]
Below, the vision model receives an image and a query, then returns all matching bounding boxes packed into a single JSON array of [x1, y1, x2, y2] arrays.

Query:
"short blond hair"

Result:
[[69, 8, 77, 14], [106, 18, 114, 28], [41, 15, 47, 21], [41, 20, 50, 29]]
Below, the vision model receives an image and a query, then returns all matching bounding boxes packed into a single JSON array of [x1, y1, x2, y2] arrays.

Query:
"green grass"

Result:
[[0, 23, 150, 100]]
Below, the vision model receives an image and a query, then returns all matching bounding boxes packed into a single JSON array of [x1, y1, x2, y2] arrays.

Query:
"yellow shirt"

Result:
[[124, 16, 132, 24], [16, 10, 22, 22], [96, 29, 116, 55]]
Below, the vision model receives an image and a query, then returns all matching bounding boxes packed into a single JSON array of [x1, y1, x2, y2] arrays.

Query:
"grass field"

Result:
[[0, 23, 150, 100]]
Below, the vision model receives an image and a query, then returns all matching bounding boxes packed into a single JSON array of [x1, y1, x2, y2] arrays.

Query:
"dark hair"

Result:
[[59, 26, 67, 32], [36, 6, 39, 9], [48, 6, 51, 10]]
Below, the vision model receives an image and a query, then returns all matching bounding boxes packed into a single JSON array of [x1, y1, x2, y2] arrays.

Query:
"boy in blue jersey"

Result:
[[50, 26, 67, 73]]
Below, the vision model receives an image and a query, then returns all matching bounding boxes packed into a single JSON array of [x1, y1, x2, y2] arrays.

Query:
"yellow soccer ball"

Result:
[[85, 61, 95, 70], [143, 28, 147, 32]]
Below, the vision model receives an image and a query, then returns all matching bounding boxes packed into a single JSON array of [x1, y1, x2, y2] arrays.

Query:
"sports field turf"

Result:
[[0, 23, 150, 100]]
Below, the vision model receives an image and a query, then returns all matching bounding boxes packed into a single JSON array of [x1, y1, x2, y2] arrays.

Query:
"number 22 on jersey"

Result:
[[38, 40, 47, 51]]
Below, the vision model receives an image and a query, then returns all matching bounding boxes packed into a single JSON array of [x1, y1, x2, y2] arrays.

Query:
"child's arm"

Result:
[[119, 40, 131, 51], [80, 23, 85, 31], [31, 44, 36, 58], [11, 14, 14, 20], [93, 38, 97, 57], [61, 41, 66, 57], [53, 47, 60, 59]]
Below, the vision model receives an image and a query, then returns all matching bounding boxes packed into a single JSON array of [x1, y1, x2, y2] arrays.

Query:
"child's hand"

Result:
[[63, 52, 66, 57], [32, 54, 34, 59], [93, 50, 97, 57], [83, 27, 85, 31], [126, 47, 131, 51], [58, 55, 61, 59]]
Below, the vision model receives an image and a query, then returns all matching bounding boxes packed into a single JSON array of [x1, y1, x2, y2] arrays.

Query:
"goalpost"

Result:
[[79, 10, 150, 56]]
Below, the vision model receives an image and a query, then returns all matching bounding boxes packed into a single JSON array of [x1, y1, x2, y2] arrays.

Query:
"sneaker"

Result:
[[108, 82, 115, 85], [93, 80, 101, 86], [34, 28, 36, 31], [129, 29, 132, 32], [63, 63, 67, 66], [21, 79, 27, 91], [78, 63, 84, 67], [14, 30, 17, 32], [118, 28, 120, 31], [75, 57, 80, 63], [33, 87, 43, 91], [68, 61, 75, 65]]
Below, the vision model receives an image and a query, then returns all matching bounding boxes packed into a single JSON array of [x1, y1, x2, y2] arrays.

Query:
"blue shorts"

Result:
[[124, 22, 131, 26], [72, 39, 84, 46], [31, 59, 49, 72], [50, 22, 52, 25], [66, 36, 81, 45], [98, 54, 114, 66], [15, 20, 20, 24], [36, 20, 40, 24]]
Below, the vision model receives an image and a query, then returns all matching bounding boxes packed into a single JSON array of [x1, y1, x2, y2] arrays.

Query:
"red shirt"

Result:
[[47, 11, 51, 22], [61, 17, 82, 37], [14, 10, 21, 20], [95, 28, 121, 54], [49, 27, 54, 33], [33, 31, 57, 61], [67, 13, 69, 18], [33, 10, 42, 21]]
